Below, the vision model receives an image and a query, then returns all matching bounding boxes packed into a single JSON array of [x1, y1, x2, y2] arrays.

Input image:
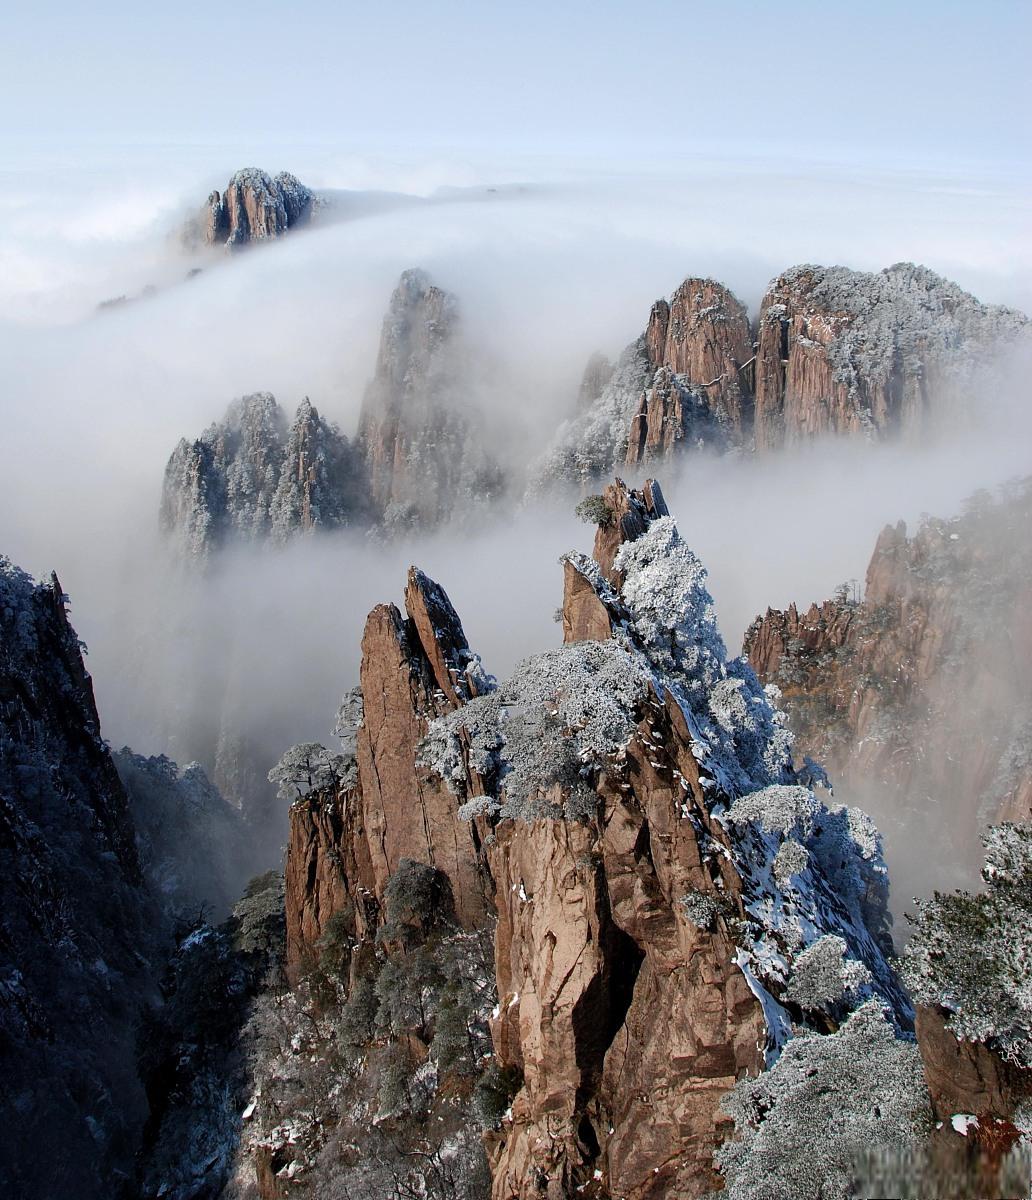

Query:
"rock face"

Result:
[[752, 262, 1028, 451], [160, 392, 366, 561], [0, 558, 156, 1198], [205, 169, 314, 249], [533, 278, 752, 489], [744, 480, 1032, 886], [284, 565, 494, 970], [280, 479, 908, 1199], [357, 268, 506, 531], [915, 1005, 1029, 1126], [161, 268, 506, 558], [533, 263, 1028, 490], [629, 277, 754, 461]]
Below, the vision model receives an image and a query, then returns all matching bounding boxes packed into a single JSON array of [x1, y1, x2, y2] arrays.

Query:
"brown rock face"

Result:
[[205, 168, 313, 249], [486, 692, 766, 1200], [744, 483, 1032, 886], [356, 596, 489, 927], [752, 262, 1028, 452], [483, 480, 774, 1199], [560, 557, 613, 643], [916, 1005, 1029, 1123], [482, 483, 774, 1199], [913, 1005, 1032, 1200], [284, 783, 377, 974], [284, 566, 492, 966], [281, 478, 908, 1200], [628, 279, 754, 465], [358, 268, 504, 531], [647, 278, 754, 430]]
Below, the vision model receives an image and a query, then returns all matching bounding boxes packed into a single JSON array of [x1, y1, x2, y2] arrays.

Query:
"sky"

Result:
[[2, 0, 1030, 171], [0, 0, 1029, 905]]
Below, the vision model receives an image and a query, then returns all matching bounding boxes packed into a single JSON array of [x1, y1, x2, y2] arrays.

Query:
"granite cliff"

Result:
[[744, 479, 1032, 888], [533, 279, 753, 489], [234, 479, 937, 1199], [202, 169, 314, 250], [534, 264, 1027, 489], [161, 269, 505, 559], [0, 556, 261, 1198], [357, 268, 506, 532], [0, 559, 154, 1198], [752, 262, 1027, 451]]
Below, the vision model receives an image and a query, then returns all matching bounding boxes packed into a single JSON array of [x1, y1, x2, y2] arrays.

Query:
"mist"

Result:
[[2, 149, 1030, 900]]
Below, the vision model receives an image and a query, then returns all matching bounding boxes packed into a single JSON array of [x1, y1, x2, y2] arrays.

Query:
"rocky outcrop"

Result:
[[284, 784, 364, 970], [284, 565, 494, 968], [630, 277, 754, 460], [280, 478, 909, 1199], [484, 697, 769, 1200], [357, 268, 505, 531], [915, 1005, 1029, 1125], [204, 169, 314, 249], [589, 474, 669, 585], [473, 483, 906, 1199], [533, 278, 752, 489], [354, 578, 492, 927], [534, 263, 1028, 490], [0, 558, 157, 1198], [753, 262, 1028, 451], [744, 480, 1032, 881], [160, 392, 365, 560], [161, 268, 505, 557]]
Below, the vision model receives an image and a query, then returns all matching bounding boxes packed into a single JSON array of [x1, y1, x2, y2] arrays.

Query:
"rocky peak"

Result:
[[753, 261, 1029, 451], [591, 475, 669, 585], [279, 477, 917, 1198], [532, 277, 754, 491], [533, 263, 1028, 492], [205, 168, 314, 249], [284, 564, 494, 970], [358, 268, 505, 531], [636, 276, 754, 445], [562, 477, 670, 644], [744, 480, 1032, 892], [371, 267, 458, 391], [160, 392, 364, 560]]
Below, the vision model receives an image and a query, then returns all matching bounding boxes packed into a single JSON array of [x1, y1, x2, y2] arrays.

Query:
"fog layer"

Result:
[[1, 152, 1029, 890]]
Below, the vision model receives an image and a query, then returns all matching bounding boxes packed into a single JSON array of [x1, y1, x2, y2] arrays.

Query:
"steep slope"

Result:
[[744, 480, 1032, 888], [439, 480, 908, 1199], [752, 262, 1028, 450], [0, 558, 157, 1198], [357, 268, 506, 531], [284, 563, 495, 973], [0, 552, 286, 1199], [241, 479, 915, 1200], [160, 392, 366, 560], [532, 278, 753, 489]]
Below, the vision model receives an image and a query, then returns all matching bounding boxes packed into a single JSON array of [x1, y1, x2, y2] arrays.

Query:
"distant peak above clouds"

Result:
[[184, 167, 316, 250]]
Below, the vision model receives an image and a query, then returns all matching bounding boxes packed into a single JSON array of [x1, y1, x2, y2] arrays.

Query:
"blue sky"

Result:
[[3, 0, 1029, 171]]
